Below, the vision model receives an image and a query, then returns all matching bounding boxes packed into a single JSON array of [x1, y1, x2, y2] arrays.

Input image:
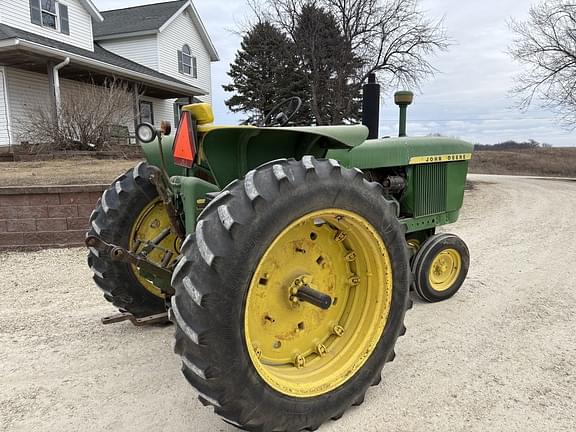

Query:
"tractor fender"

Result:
[[201, 125, 369, 187], [140, 124, 370, 188]]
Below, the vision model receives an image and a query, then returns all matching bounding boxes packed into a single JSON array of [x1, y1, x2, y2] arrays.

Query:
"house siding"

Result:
[[0, 0, 95, 51], [99, 35, 159, 71], [158, 9, 211, 103], [4, 68, 51, 142]]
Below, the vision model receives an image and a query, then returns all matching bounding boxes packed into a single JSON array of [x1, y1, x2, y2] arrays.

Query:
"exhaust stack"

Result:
[[394, 91, 414, 137], [362, 73, 380, 139]]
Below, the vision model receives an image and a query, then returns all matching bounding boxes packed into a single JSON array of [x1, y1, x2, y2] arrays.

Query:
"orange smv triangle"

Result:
[[173, 111, 196, 168]]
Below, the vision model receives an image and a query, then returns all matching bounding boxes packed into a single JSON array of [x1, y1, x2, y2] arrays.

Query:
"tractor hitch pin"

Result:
[[292, 284, 332, 310]]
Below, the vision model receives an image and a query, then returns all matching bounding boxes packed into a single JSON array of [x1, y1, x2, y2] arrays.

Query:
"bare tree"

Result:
[[509, 1, 576, 127], [20, 78, 136, 152], [257, 0, 449, 91]]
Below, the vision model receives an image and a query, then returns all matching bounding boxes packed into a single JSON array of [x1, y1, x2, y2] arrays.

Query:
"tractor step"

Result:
[[101, 311, 169, 326]]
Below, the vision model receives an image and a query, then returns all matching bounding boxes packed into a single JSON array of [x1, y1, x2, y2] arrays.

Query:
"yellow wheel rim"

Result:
[[428, 248, 461, 292], [244, 209, 393, 398], [129, 198, 180, 297]]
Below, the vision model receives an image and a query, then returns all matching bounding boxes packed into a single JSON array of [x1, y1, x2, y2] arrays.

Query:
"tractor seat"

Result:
[[182, 103, 254, 134]]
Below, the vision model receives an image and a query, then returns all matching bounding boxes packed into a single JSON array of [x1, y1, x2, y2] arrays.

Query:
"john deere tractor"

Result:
[[86, 81, 472, 431]]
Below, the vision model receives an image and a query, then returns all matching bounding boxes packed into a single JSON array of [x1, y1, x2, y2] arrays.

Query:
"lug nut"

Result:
[[294, 354, 306, 369], [345, 251, 357, 262], [333, 325, 345, 337], [334, 231, 347, 242]]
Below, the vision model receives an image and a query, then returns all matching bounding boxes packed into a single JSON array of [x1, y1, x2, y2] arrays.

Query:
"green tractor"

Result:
[[86, 80, 472, 431]]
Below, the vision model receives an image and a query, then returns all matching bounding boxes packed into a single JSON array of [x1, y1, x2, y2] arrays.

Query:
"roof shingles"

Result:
[[93, 0, 186, 38]]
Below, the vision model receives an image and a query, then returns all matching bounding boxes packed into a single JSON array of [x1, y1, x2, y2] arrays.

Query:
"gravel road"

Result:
[[1, 174, 575, 432]]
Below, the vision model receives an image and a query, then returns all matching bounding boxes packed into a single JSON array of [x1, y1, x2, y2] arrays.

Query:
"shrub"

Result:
[[20, 78, 135, 152]]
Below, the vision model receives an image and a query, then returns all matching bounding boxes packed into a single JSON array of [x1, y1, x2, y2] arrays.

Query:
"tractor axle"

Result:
[[292, 284, 332, 310]]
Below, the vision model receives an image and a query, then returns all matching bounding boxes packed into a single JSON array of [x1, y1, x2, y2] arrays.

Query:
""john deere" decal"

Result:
[[409, 153, 472, 165]]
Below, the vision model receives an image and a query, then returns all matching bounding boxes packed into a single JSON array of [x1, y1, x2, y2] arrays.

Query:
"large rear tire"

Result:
[[87, 162, 179, 317], [171, 157, 411, 431]]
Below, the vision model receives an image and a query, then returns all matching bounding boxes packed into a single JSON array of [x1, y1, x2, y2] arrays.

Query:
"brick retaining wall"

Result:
[[0, 185, 107, 249]]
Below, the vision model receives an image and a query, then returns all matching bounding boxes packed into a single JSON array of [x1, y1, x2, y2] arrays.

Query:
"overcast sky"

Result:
[[94, 0, 576, 146]]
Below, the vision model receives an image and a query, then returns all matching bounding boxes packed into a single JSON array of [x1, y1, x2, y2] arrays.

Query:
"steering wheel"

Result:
[[261, 97, 302, 127]]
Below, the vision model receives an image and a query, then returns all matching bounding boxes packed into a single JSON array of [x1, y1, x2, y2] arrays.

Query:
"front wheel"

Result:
[[171, 157, 411, 431], [412, 233, 470, 302]]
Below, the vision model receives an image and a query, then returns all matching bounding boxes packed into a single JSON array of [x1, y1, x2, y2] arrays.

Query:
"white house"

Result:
[[0, 0, 219, 148]]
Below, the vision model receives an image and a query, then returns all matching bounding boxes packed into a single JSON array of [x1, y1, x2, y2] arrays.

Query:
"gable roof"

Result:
[[0, 23, 204, 98], [93, 0, 219, 61]]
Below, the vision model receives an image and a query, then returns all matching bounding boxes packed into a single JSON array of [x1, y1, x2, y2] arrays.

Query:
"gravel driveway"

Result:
[[1, 174, 575, 432]]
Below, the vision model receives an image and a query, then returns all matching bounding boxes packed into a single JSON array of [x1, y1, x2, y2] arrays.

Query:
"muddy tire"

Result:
[[87, 162, 171, 317], [412, 233, 470, 302], [171, 157, 411, 431]]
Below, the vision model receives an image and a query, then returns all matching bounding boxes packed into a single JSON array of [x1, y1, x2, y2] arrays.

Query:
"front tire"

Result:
[[412, 233, 470, 302], [171, 157, 411, 431]]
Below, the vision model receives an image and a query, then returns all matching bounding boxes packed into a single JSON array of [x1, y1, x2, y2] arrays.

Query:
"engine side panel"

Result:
[[326, 136, 473, 169], [328, 136, 473, 233]]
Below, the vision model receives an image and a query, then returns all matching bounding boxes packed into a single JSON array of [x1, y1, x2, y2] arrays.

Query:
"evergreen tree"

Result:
[[224, 6, 361, 125], [293, 3, 361, 125], [223, 22, 310, 125]]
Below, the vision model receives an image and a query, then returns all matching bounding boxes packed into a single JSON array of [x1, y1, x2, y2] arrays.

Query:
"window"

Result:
[[180, 45, 192, 75], [139, 101, 154, 125], [178, 44, 198, 78], [41, 0, 57, 29], [29, 0, 70, 35]]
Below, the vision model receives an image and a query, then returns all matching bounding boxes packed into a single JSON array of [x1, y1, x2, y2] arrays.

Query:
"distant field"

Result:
[[469, 147, 576, 178]]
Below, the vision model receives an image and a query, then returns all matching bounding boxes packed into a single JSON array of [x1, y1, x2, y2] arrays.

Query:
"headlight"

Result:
[[136, 123, 157, 143]]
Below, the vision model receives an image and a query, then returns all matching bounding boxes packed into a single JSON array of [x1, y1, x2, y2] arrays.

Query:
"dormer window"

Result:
[[178, 44, 197, 78], [30, 0, 70, 35]]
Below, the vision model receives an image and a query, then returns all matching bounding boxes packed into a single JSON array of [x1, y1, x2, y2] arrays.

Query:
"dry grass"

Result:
[[470, 147, 576, 177], [0, 158, 141, 186]]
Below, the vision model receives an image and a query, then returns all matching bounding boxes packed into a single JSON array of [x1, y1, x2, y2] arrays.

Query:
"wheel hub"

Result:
[[428, 248, 461, 292], [289, 276, 333, 310]]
